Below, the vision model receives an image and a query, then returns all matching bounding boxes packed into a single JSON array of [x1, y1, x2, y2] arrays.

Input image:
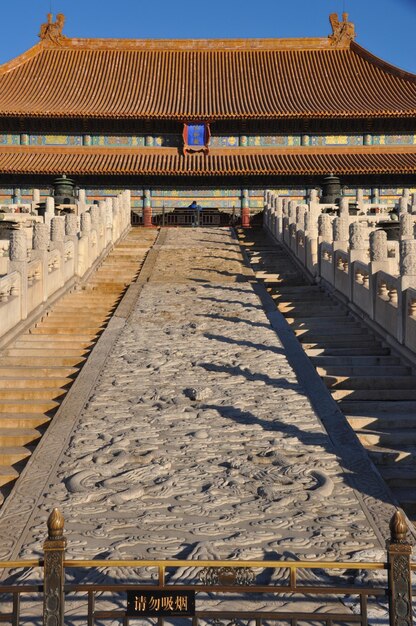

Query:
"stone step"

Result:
[[29, 327, 101, 336], [312, 355, 401, 367], [289, 318, 359, 329], [0, 413, 51, 428], [0, 388, 67, 401], [340, 400, 416, 414], [303, 339, 382, 349], [0, 399, 60, 414], [0, 447, 32, 465], [323, 375, 416, 390], [357, 427, 416, 447], [0, 356, 85, 367], [14, 339, 93, 350], [296, 328, 369, 338], [0, 377, 71, 389], [0, 367, 78, 378], [0, 466, 19, 487], [347, 413, 416, 429], [379, 467, 416, 488], [306, 346, 391, 357], [317, 365, 411, 377], [332, 388, 416, 401], [367, 444, 416, 465], [0, 428, 41, 446], [284, 310, 348, 319], [278, 304, 343, 314], [389, 490, 416, 517], [4, 348, 91, 357]]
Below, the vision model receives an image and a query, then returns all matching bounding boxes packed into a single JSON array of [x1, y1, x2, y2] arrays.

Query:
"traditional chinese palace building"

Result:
[[0, 13, 414, 213]]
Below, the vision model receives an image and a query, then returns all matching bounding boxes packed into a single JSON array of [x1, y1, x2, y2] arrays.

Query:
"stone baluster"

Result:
[[31, 188, 41, 212], [45, 196, 55, 225], [349, 221, 369, 262], [400, 240, 416, 282], [81, 212, 91, 235], [65, 214, 78, 237], [282, 198, 290, 217], [399, 196, 409, 215], [9, 229, 28, 319], [332, 216, 349, 251], [90, 205, 100, 229], [33, 223, 49, 252], [9, 229, 27, 262], [288, 200, 298, 224], [318, 214, 333, 243], [51, 216, 65, 243], [356, 189, 364, 213], [369, 229, 394, 275], [400, 214, 415, 240], [296, 205, 307, 229], [339, 197, 349, 217], [78, 189, 86, 205]]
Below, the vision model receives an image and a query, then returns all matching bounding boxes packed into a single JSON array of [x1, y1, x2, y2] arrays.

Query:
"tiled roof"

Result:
[[0, 34, 415, 119], [0, 146, 414, 175]]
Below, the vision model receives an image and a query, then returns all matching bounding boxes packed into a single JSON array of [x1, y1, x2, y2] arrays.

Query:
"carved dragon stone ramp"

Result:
[[0, 227, 403, 569]]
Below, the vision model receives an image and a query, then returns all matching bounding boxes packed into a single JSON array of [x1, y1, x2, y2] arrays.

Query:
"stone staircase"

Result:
[[238, 227, 416, 522], [0, 228, 157, 500]]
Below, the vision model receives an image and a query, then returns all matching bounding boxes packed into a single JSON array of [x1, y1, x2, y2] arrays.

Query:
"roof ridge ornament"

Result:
[[39, 13, 67, 45], [329, 12, 355, 46]]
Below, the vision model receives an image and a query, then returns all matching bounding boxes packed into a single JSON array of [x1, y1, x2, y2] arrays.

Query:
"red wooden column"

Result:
[[143, 188, 153, 227], [241, 189, 250, 228]]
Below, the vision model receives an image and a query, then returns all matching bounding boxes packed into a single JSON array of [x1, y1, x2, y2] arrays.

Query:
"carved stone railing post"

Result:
[[333, 216, 349, 250], [318, 214, 333, 243], [65, 214, 78, 238], [356, 189, 364, 213], [388, 510, 413, 626], [43, 508, 66, 626], [50, 217, 65, 244], [399, 196, 410, 215], [349, 222, 369, 263], [400, 214, 415, 241], [339, 196, 349, 217]]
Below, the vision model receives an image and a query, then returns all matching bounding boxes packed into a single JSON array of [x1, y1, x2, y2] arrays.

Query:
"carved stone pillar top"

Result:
[[65, 214, 78, 237], [10, 230, 28, 261], [33, 222, 50, 251], [81, 212, 91, 234], [282, 198, 290, 217], [51, 216, 65, 243], [275, 197, 283, 216], [318, 214, 333, 242], [339, 197, 349, 216], [399, 196, 410, 214], [400, 214, 415, 238], [310, 189, 319, 203], [90, 205, 100, 226], [349, 221, 368, 250], [296, 205, 307, 227], [400, 240, 416, 276], [333, 216, 349, 242], [370, 229, 388, 262]]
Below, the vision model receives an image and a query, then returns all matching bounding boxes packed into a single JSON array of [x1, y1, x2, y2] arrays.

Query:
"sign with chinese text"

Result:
[[127, 590, 195, 617], [183, 123, 210, 154]]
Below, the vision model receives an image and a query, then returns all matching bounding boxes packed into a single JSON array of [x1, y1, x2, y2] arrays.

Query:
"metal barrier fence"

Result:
[[0, 509, 413, 626]]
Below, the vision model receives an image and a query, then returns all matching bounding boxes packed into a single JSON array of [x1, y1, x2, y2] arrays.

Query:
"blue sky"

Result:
[[0, 0, 415, 73]]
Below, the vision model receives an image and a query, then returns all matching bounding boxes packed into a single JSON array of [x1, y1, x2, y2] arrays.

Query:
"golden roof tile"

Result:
[[0, 13, 414, 120]]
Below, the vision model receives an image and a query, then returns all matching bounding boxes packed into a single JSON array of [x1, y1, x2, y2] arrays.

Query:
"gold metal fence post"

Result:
[[388, 510, 413, 626], [43, 508, 66, 626]]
